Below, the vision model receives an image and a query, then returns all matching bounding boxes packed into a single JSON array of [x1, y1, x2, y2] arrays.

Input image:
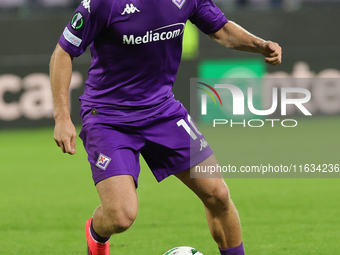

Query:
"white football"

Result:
[[162, 246, 204, 255]]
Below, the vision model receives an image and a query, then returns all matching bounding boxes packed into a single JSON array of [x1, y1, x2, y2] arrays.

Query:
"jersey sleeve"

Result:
[[58, 0, 111, 57], [189, 0, 228, 35]]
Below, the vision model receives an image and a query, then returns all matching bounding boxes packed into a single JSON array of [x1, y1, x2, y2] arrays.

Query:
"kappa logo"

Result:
[[172, 0, 186, 9], [82, 0, 91, 13], [199, 138, 208, 151], [121, 3, 140, 15], [95, 153, 112, 170]]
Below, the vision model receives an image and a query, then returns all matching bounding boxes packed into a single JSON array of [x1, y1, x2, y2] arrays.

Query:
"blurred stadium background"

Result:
[[1, 1, 340, 254]]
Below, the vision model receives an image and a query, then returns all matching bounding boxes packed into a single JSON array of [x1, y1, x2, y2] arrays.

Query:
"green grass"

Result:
[[0, 117, 339, 254]]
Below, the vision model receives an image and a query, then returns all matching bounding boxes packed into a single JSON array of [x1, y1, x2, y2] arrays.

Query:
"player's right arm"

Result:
[[50, 43, 77, 155], [50, 0, 110, 155]]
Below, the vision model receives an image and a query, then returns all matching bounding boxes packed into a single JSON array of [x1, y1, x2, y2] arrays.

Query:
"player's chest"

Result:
[[110, 0, 193, 35]]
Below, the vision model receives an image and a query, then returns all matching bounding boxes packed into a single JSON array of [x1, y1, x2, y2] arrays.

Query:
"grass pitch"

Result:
[[0, 117, 339, 254]]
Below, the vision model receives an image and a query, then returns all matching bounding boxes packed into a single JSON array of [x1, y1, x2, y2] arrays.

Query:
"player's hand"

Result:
[[53, 118, 77, 155], [260, 41, 282, 65]]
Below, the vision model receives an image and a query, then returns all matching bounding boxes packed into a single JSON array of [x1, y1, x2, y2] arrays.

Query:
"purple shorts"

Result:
[[79, 99, 213, 186]]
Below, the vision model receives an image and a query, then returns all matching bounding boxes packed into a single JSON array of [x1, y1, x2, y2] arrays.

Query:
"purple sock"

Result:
[[219, 242, 245, 255], [90, 221, 110, 244]]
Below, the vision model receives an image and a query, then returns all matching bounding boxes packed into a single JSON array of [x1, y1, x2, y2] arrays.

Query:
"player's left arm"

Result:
[[209, 21, 282, 65]]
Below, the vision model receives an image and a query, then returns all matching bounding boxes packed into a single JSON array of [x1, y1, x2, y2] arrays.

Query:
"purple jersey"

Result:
[[58, 0, 228, 121]]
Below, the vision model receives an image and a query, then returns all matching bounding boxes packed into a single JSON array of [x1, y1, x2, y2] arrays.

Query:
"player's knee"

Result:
[[203, 184, 231, 212], [104, 207, 137, 234], [112, 213, 136, 233]]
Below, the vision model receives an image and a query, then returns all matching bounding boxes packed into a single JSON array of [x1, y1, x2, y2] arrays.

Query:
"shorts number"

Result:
[[176, 115, 202, 140]]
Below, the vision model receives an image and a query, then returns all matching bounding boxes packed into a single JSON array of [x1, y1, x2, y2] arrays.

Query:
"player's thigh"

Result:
[[96, 175, 138, 220], [142, 100, 213, 181], [175, 154, 229, 205], [80, 122, 143, 185]]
